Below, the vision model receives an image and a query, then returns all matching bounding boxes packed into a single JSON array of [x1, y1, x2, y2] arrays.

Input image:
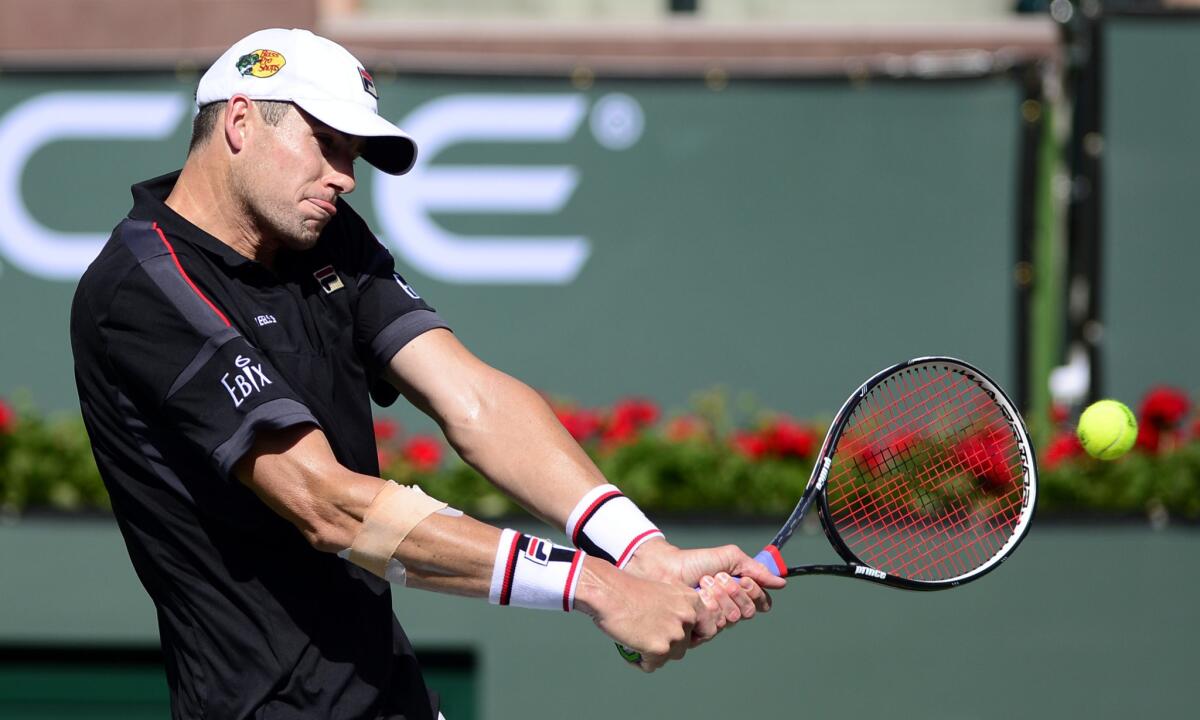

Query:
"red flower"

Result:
[[1049, 403, 1069, 426], [851, 434, 919, 477], [1191, 418, 1200, 442], [600, 398, 660, 449], [402, 435, 443, 472], [665, 415, 703, 442], [761, 417, 817, 459], [1140, 387, 1189, 429], [373, 418, 400, 443], [953, 431, 1016, 492], [0, 398, 13, 435], [1135, 423, 1161, 455], [1043, 431, 1083, 470], [731, 431, 769, 460], [610, 398, 659, 430], [601, 417, 638, 448], [556, 407, 603, 443]]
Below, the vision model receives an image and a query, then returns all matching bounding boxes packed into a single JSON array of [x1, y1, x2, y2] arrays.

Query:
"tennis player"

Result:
[[69, 28, 784, 719]]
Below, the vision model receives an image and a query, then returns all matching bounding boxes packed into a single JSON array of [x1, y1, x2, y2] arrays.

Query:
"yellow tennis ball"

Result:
[[1077, 400, 1138, 460]]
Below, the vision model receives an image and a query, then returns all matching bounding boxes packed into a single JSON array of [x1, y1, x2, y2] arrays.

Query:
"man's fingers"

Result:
[[735, 553, 788, 589], [637, 655, 663, 673], [714, 572, 756, 621], [691, 584, 724, 642], [722, 574, 770, 614], [740, 576, 772, 612], [708, 573, 748, 623]]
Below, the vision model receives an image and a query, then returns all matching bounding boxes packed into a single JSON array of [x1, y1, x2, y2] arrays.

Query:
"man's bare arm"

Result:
[[233, 423, 704, 671], [383, 329, 785, 626], [383, 328, 608, 526]]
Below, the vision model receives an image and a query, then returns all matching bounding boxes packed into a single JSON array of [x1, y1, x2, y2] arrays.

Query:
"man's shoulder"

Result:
[[74, 219, 201, 320], [76, 222, 141, 300]]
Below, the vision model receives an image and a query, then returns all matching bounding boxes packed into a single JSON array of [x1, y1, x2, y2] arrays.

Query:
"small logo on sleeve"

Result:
[[255, 314, 277, 327], [314, 265, 344, 294], [358, 67, 378, 99], [236, 49, 286, 78], [393, 272, 420, 299], [220, 354, 273, 408]]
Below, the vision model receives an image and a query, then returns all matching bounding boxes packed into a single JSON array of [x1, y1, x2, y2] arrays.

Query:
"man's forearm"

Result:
[[439, 370, 610, 528]]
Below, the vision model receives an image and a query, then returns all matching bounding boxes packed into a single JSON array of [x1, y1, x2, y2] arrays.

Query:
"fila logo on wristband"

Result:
[[489, 530, 584, 612], [565, 484, 663, 568], [525, 536, 551, 565]]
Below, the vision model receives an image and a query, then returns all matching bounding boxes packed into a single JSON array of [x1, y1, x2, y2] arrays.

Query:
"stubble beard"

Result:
[[231, 167, 324, 254]]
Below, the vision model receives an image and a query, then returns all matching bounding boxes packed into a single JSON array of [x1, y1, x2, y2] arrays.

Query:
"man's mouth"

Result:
[[307, 198, 338, 217]]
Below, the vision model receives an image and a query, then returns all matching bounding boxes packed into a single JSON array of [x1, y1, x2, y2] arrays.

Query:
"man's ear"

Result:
[[224, 95, 253, 153]]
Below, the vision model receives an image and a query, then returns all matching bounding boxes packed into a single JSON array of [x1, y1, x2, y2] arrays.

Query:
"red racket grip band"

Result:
[[753, 545, 786, 577]]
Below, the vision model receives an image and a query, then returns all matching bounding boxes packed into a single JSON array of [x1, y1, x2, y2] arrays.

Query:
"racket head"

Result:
[[813, 357, 1036, 588]]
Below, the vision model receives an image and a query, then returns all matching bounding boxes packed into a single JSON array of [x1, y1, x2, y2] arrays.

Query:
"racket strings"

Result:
[[835, 387, 1024, 576], [838, 430, 1015, 571], [823, 365, 1027, 581], [833, 377, 1025, 578]]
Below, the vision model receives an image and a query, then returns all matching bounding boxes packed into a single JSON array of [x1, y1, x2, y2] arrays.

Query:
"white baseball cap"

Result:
[[196, 28, 417, 175]]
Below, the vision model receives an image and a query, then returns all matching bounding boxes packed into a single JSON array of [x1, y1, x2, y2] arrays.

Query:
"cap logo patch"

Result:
[[358, 67, 378, 99], [236, 49, 286, 78]]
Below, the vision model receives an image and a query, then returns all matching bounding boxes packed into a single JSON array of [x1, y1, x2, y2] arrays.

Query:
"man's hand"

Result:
[[573, 556, 706, 672], [624, 538, 787, 644]]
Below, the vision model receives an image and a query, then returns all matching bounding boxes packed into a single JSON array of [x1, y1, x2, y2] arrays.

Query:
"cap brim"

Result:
[[292, 97, 417, 175]]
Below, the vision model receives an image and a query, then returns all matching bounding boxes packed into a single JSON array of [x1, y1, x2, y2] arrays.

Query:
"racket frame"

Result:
[[765, 356, 1037, 590]]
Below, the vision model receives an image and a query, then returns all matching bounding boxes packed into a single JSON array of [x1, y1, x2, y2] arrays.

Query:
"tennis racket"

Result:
[[618, 356, 1036, 664]]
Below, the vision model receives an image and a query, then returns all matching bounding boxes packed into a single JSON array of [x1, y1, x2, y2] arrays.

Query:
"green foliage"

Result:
[[0, 406, 107, 514], [2, 391, 1199, 523], [1038, 442, 1200, 519]]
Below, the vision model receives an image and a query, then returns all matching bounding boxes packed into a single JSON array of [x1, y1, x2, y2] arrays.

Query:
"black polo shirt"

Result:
[[70, 172, 450, 720]]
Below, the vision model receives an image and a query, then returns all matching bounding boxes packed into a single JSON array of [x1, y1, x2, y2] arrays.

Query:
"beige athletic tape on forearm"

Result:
[[349, 481, 448, 579]]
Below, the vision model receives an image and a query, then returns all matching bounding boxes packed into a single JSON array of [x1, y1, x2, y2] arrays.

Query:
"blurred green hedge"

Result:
[[2, 387, 1198, 522]]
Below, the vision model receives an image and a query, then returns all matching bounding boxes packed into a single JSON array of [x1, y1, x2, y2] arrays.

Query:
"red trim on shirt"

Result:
[[153, 223, 231, 327]]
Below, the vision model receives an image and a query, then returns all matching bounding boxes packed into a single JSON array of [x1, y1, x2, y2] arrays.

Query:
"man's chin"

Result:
[[282, 222, 325, 251]]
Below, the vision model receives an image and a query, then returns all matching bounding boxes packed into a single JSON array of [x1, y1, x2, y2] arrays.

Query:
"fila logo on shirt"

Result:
[[220, 354, 273, 408], [393, 272, 420, 299], [314, 265, 344, 294], [523, 537, 551, 566]]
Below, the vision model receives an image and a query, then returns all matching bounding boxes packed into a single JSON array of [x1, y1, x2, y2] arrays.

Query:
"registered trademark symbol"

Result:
[[589, 93, 644, 151]]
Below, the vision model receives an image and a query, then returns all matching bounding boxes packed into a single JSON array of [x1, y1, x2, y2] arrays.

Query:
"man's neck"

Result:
[[165, 156, 279, 268]]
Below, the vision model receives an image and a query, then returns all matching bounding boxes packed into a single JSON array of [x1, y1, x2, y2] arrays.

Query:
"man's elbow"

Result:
[[296, 517, 343, 553], [294, 496, 360, 554]]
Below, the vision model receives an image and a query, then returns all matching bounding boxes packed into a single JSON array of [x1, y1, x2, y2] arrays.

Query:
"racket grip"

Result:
[[753, 545, 785, 577]]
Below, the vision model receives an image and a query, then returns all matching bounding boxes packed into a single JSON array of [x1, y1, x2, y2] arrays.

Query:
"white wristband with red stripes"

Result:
[[488, 529, 585, 612], [565, 484, 664, 569]]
